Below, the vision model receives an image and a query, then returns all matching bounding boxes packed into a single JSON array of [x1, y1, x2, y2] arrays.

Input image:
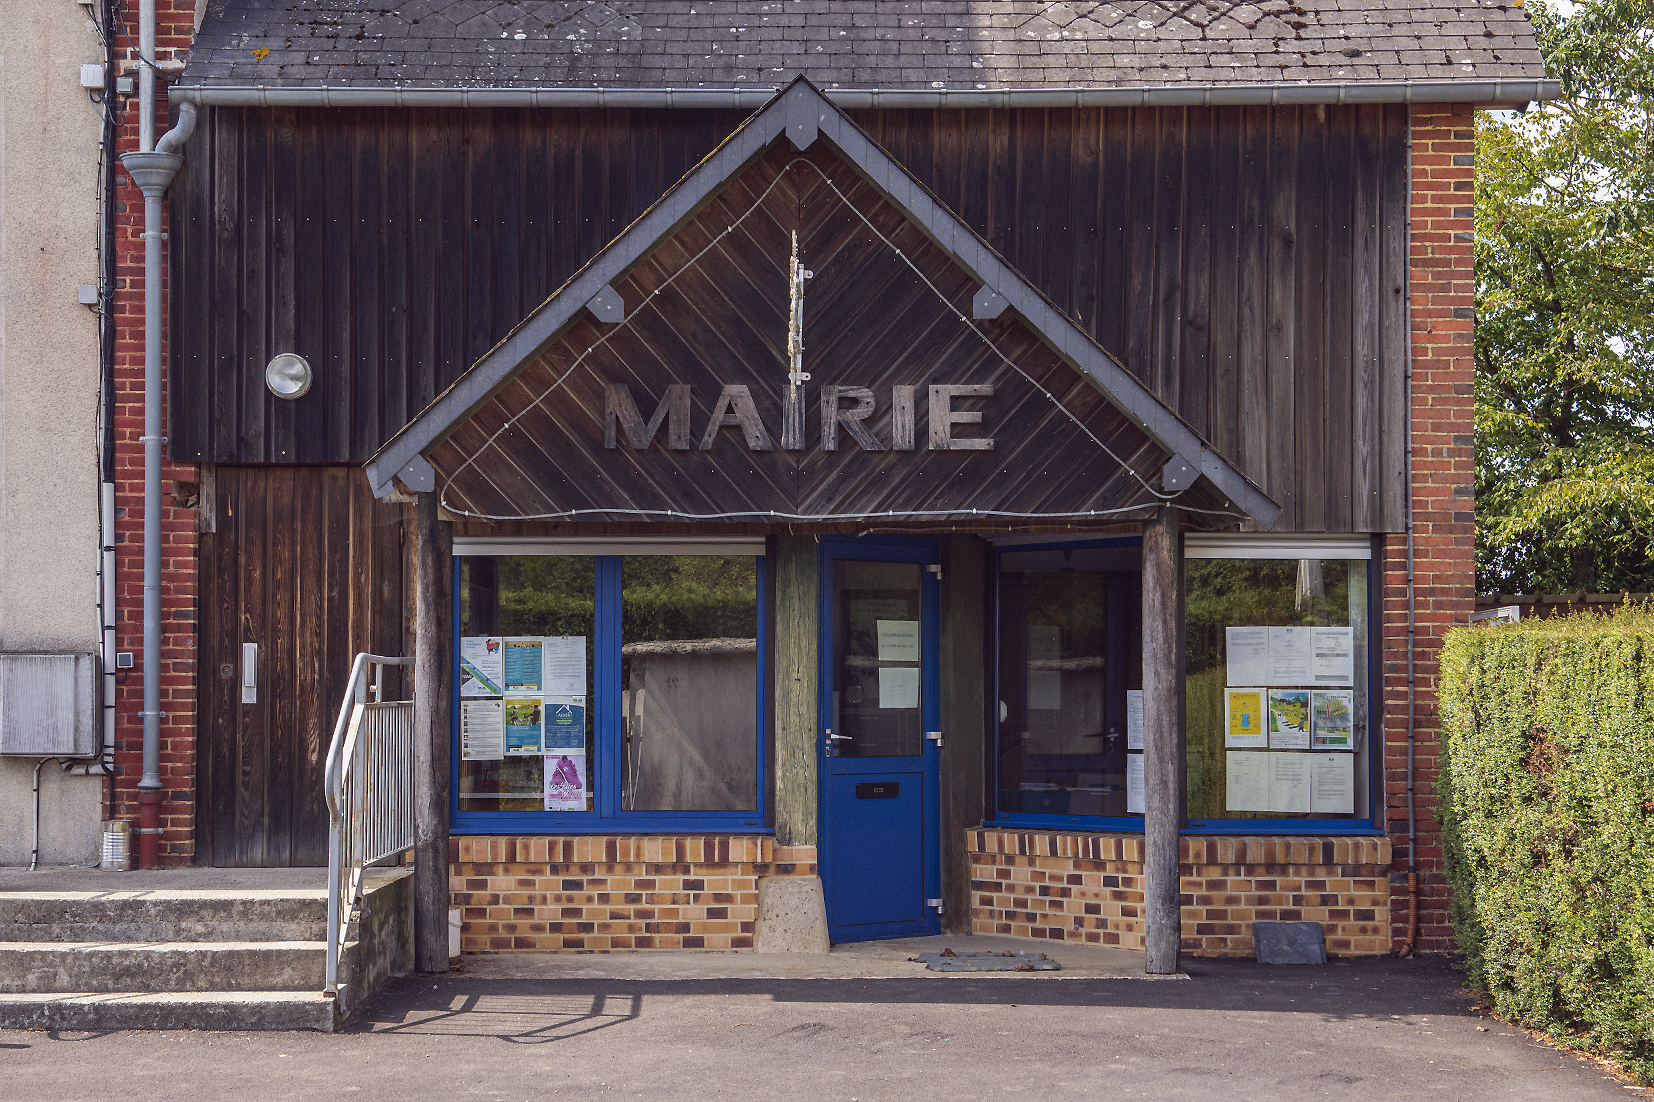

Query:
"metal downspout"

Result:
[[1401, 112, 1419, 957]]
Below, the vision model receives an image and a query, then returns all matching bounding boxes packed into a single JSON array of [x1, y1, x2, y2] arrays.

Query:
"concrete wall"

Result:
[[0, 4, 108, 865]]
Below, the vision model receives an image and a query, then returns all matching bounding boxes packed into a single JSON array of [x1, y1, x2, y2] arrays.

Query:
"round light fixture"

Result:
[[265, 352, 313, 399]]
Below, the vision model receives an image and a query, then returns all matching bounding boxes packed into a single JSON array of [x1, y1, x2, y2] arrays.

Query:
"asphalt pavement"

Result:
[[1, 955, 1641, 1101]]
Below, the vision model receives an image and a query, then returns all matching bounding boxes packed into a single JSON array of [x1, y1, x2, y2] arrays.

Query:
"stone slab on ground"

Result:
[[1254, 920, 1328, 965]]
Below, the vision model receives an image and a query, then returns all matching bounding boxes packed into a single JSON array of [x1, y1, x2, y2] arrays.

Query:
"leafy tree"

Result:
[[1474, 0, 1654, 593]]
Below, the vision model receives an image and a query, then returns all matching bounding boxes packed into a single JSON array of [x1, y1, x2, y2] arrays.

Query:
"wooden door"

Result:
[[197, 466, 412, 867]]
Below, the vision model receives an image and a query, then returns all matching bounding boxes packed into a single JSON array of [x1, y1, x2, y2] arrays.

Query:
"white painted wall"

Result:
[[0, 2, 108, 866]]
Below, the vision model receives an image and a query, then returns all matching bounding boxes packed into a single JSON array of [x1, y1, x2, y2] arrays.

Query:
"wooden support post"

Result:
[[413, 491, 452, 974], [938, 535, 987, 934], [1142, 503, 1183, 975]]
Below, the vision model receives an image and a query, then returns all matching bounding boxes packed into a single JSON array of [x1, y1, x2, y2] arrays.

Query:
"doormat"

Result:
[[911, 949, 1060, 972]]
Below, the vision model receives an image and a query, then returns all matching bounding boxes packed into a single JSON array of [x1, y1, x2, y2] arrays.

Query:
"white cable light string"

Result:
[[441, 155, 1221, 524]]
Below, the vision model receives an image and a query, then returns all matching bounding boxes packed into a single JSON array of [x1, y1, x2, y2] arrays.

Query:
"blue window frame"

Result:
[[450, 549, 769, 835]]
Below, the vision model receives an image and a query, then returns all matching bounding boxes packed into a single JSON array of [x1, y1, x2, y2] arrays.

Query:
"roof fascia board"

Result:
[[171, 77, 1562, 110]]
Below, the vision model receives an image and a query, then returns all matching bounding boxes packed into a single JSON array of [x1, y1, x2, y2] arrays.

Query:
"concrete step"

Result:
[[0, 890, 328, 943], [0, 990, 338, 1032], [0, 941, 326, 994]]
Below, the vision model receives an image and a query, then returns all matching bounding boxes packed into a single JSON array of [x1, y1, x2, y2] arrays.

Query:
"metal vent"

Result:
[[0, 654, 97, 757]]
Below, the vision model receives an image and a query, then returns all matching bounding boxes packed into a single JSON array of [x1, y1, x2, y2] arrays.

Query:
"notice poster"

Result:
[[1269, 753, 1312, 813], [1311, 627, 1355, 687], [878, 666, 920, 709], [1226, 688, 1268, 748], [1126, 689, 1145, 750], [541, 695, 587, 749], [459, 698, 505, 761], [544, 751, 588, 812], [1226, 751, 1270, 812], [1225, 626, 1270, 686], [1310, 753, 1355, 814], [1126, 752, 1145, 814], [1267, 626, 1313, 684], [1268, 688, 1312, 750], [503, 639, 543, 691], [503, 696, 543, 756], [460, 636, 504, 697], [877, 620, 921, 663], [542, 636, 587, 696], [1311, 690, 1355, 749]]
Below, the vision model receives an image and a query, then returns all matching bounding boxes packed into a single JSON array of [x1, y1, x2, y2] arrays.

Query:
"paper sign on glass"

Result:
[[544, 751, 588, 812], [459, 698, 504, 761], [1225, 626, 1270, 686], [1311, 689, 1355, 749], [1226, 689, 1267, 748], [1268, 626, 1313, 684], [542, 636, 586, 696], [878, 666, 920, 709], [1126, 753, 1145, 814], [460, 636, 504, 697], [1226, 751, 1270, 812], [1310, 753, 1355, 814], [503, 639, 543, 691], [876, 620, 921, 663], [1268, 752, 1311, 813], [1268, 688, 1312, 750], [503, 696, 543, 756], [541, 695, 587, 749], [1311, 627, 1355, 687], [1126, 689, 1145, 750]]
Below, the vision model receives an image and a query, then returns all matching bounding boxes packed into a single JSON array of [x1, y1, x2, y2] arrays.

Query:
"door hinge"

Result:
[[926, 563, 943, 580], [925, 730, 943, 748], [927, 897, 945, 913]]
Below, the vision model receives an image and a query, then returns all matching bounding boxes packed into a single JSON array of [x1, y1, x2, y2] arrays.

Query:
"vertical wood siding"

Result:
[[171, 105, 1407, 532]]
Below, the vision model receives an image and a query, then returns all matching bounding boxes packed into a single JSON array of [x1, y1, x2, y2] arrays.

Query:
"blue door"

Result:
[[818, 538, 942, 942]]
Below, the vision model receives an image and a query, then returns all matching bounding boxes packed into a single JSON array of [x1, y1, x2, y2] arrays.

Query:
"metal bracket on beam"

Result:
[[396, 455, 436, 494], [585, 285, 625, 324], [971, 285, 1007, 320], [1162, 454, 1198, 493]]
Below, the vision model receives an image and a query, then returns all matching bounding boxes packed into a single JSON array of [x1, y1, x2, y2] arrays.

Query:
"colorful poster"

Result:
[[1225, 626, 1270, 685], [544, 751, 588, 811], [541, 695, 587, 749], [1126, 752, 1145, 814], [1126, 689, 1145, 750], [877, 620, 921, 662], [1311, 626, 1355, 687], [1267, 626, 1313, 684], [1226, 688, 1267, 748], [542, 636, 586, 696], [459, 698, 504, 761], [503, 696, 543, 756], [460, 636, 504, 697], [1310, 752, 1355, 814], [503, 638, 543, 691], [1311, 689, 1355, 749], [1268, 688, 1312, 750], [878, 666, 920, 709]]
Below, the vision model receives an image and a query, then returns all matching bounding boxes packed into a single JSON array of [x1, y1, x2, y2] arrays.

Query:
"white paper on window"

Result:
[[1225, 751, 1270, 812], [876, 619, 921, 662], [878, 666, 920, 709], [1126, 752, 1145, 814], [1310, 753, 1355, 814], [1126, 689, 1144, 750], [460, 698, 504, 760], [1311, 626, 1355, 686], [1225, 626, 1270, 686], [1268, 752, 1311, 813], [541, 636, 586, 696], [1267, 626, 1313, 684]]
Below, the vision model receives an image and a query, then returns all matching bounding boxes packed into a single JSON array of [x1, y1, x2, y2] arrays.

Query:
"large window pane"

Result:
[[621, 556, 758, 811], [830, 560, 924, 758], [1184, 557, 1370, 822], [996, 545, 1142, 818]]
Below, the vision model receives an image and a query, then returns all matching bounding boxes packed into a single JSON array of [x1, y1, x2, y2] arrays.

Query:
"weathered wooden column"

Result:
[[938, 535, 987, 934], [413, 491, 453, 973], [755, 534, 829, 951], [1142, 503, 1183, 974]]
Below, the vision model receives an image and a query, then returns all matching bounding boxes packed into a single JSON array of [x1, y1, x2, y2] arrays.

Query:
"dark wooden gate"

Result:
[[197, 466, 412, 867]]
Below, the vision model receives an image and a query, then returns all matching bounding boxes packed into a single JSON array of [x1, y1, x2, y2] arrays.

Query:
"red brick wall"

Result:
[[110, 2, 200, 862], [1382, 102, 1478, 952]]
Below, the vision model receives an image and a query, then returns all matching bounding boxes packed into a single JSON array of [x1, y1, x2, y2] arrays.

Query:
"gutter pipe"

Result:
[[1400, 116, 1419, 957], [166, 77, 1562, 110], [120, 0, 197, 868]]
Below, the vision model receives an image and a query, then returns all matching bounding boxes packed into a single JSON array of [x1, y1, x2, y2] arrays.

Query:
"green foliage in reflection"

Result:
[[622, 556, 756, 642], [495, 557, 597, 637], [1184, 560, 1354, 675], [1439, 607, 1654, 1083]]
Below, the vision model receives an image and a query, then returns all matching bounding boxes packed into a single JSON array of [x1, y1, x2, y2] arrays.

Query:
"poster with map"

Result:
[[1268, 689, 1311, 750]]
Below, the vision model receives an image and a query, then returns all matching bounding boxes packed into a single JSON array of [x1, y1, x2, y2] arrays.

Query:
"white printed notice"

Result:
[[459, 698, 504, 760], [543, 751, 588, 812], [1126, 689, 1145, 750], [460, 637, 504, 697], [1311, 626, 1355, 687], [876, 620, 921, 663], [1226, 751, 1271, 812], [1225, 626, 1270, 686], [541, 636, 587, 696], [1126, 753, 1145, 814], [1310, 752, 1355, 814], [878, 666, 920, 709], [1268, 626, 1314, 684], [1268, 752, 1311, 813]]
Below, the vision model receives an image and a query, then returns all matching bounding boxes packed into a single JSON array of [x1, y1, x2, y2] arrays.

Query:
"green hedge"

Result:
[[1439, 607, 1654, 1083]]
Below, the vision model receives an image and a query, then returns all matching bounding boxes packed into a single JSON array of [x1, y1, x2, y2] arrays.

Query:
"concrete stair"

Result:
[[0, 869, 412, 1032]]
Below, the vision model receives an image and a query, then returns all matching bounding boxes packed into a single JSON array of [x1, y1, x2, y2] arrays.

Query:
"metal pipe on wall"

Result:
[[1401, 113, 1420, 957]]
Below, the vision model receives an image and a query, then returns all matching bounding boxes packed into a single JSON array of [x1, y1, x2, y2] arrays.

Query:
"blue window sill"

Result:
[[451, 813, 771, 836], [985, 815, 1386, 836]]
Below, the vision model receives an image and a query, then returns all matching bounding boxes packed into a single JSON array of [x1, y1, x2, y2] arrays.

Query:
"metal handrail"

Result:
[[324, 653, 414, 998]]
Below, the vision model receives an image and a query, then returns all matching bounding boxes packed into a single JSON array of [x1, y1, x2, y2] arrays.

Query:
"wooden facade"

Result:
[[171, 103, 1410, 533]]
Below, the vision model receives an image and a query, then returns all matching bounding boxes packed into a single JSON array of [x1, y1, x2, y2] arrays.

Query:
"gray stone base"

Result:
[[1253, 920, 1327, 965], [754, 875, 830, 953]]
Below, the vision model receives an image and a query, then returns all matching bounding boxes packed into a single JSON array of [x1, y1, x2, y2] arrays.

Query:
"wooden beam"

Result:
[[773, 535, 818, 847], [413, 491, 452, 974], [1142, 503, 1183, 974], [938, 535, 987, 934]]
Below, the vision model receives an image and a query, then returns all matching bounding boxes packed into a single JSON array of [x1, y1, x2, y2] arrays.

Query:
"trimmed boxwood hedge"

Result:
[[1439, 607, 1654, 1083]]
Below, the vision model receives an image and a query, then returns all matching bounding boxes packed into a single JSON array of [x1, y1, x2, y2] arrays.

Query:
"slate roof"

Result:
[[183, 0, 1548, 91]]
